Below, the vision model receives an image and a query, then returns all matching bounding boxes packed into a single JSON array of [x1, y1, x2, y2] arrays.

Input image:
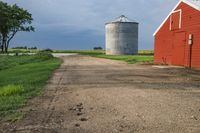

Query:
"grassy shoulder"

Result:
[[0, 53, 62, 120], [54, 50, 154, 64], [93, 54, 153, 64]]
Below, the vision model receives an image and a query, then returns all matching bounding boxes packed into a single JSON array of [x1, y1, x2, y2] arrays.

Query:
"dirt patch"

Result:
[[1, 55, 200, 133]]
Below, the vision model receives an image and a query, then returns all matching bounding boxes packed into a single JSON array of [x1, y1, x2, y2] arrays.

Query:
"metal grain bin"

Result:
[[105, 15, 139, 55]]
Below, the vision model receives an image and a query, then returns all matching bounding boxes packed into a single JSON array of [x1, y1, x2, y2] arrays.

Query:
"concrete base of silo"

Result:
[[106, 50, 138, 55]]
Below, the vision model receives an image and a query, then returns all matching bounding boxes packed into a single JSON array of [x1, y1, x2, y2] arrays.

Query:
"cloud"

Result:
[[3, 0, 179, 49]]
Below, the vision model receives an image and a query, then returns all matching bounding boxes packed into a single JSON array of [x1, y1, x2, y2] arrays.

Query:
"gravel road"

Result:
[[1, 55, 200, 133]]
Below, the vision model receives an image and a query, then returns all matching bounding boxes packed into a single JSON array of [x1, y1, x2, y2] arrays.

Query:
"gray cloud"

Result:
[[3, 0, 179, 49]]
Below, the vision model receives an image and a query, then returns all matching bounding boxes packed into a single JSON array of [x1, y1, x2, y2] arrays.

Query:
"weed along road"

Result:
[[1, 55, 200, 133]]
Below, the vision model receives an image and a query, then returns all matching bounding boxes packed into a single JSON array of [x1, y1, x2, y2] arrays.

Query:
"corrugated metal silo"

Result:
[[105, 15, 139, 55]]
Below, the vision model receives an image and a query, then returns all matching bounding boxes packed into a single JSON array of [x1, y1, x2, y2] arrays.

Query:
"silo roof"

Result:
[[106, 15, 138, 24]]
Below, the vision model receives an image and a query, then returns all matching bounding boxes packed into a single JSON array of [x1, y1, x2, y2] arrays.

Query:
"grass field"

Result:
[[6, 49, 154, 64], [54, 50, 154, 64], [0, 53, 62, 120], [93, 54, 153, 64], [8, 48, 40, 53]]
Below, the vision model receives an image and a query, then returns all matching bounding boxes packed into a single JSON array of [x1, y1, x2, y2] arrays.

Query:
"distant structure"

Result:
[[105, 15, 139, 55], [154, 0, 200, 68]]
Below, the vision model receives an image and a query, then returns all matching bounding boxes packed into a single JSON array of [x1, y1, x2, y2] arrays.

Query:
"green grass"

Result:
[[53, 49, 154, 64], [0, 54, 62, 119], [6, 48, 154, 64], [53, 49, 105, 55], [7, 48, 40, 53], [93, 54, 153, 64], [0, 54, 56, 70], [6, 49, 154, 64], [138, 50, 154, 55]]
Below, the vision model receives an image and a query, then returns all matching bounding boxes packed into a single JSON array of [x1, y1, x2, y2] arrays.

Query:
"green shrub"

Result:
[[35, 51, 53, 59], [40, 48, 53, 53]]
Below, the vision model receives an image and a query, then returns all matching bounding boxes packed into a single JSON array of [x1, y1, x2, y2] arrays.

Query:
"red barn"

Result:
[[154, 0, 200, 68]]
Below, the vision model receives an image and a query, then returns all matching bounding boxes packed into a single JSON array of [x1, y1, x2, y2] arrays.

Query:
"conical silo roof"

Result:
[[106, 15, 138, 24]]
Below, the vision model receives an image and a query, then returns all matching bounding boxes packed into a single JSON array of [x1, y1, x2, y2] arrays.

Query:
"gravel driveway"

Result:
[[1, 55, 200, 133]]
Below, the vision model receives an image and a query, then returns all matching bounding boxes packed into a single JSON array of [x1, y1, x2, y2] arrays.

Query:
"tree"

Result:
[[0, 33, 2, 52], [93, 46, 103, 50], [0, 1, 8, 53], [0, 1, 34, 53]]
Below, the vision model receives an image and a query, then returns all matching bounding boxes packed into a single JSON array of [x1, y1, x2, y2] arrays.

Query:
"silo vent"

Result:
[[109, 15, 137, 23]]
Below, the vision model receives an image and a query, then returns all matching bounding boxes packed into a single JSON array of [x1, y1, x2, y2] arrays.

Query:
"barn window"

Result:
[[170, 9, 182, 31]]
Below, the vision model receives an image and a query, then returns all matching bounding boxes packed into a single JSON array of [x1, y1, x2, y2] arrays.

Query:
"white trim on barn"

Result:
[[169, 9, 182, 30], [153, 0, 200, 36]]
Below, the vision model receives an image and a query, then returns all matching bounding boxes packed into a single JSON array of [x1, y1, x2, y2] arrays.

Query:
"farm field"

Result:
[[1, 55, 200, 133], [0, 53, 62, 121], [2, 0, 200, 132], [6, 49, 154, 64], [54, 49, 154, 64]]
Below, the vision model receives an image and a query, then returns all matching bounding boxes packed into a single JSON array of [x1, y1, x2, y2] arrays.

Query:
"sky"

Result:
[[3, 0, 179, 50]]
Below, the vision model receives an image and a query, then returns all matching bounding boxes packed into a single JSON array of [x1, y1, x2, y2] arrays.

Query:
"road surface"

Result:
[[1, 55, 200, 133]]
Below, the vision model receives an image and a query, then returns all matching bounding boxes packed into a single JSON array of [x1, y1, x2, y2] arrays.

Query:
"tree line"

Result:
[[12, 46, 37, 50], [0, 1, 34, 53]]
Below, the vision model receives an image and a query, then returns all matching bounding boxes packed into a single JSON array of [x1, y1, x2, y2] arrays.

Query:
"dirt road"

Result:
[[1, 55, 200, 133]]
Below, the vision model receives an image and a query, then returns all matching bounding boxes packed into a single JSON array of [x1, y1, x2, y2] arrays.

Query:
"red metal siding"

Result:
[[154, 2, 200, 68], [172, 32, 186, 65]]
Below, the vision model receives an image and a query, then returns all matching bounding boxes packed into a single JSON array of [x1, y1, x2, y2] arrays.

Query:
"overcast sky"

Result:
[[3, 0, 179, 50]]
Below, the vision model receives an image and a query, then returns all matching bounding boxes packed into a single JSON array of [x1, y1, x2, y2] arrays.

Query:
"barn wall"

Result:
[[154, 2, 200, 68]]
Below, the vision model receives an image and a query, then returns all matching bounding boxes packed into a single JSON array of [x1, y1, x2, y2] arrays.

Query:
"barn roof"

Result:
[[153, 0, 200, 36], [186, 0, 200, 9]]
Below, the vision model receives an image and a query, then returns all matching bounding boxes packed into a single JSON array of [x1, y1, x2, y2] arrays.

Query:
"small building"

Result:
[[105, 15, 139, 55], [154, 0, 200, 68]]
